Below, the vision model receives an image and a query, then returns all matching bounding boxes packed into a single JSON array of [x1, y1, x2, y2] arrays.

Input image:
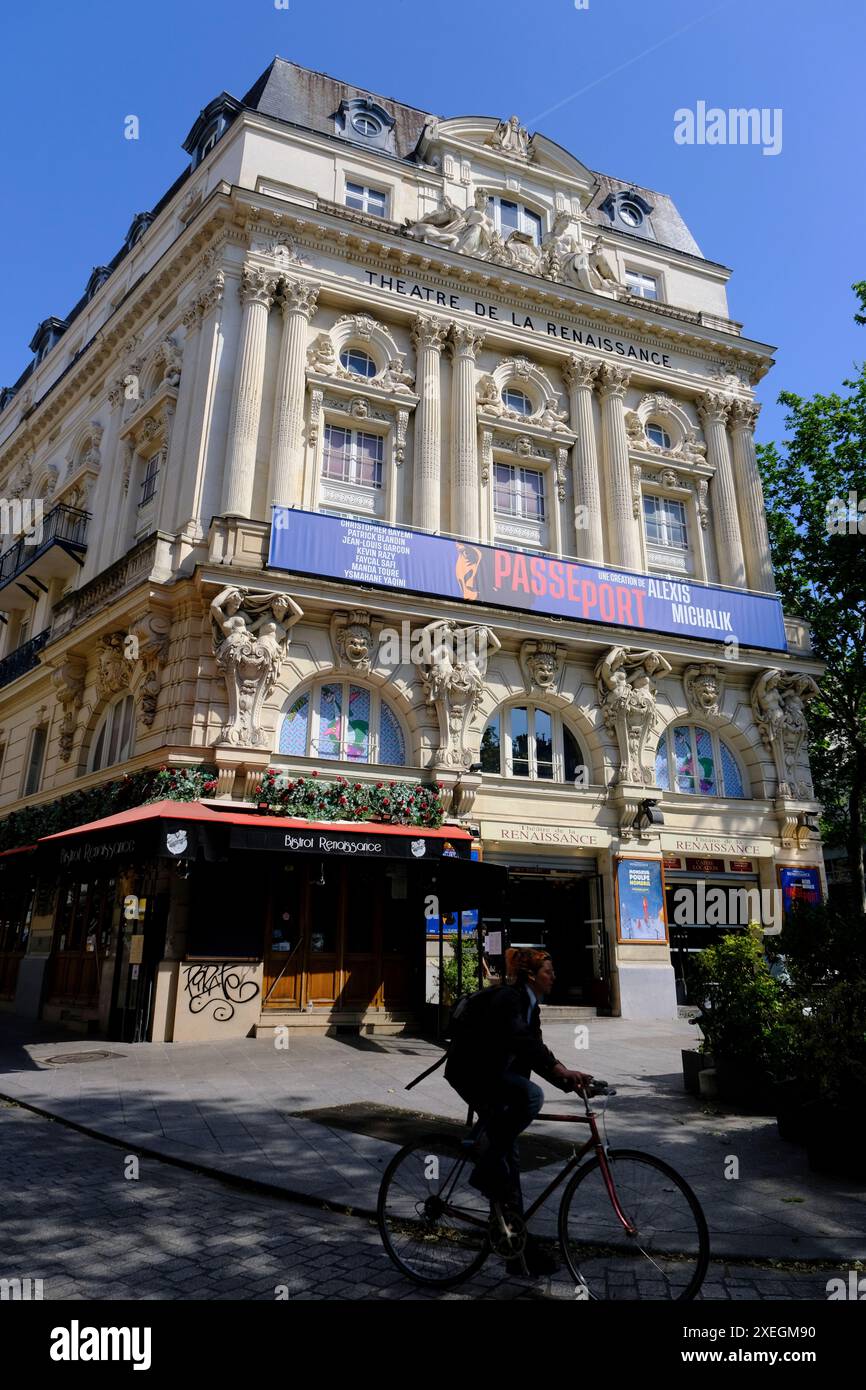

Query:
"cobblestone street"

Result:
[[0, 1104, 836, 1302]]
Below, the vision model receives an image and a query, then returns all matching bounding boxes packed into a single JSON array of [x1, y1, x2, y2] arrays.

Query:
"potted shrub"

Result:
[[687, 927, 786, 1110], [800, 980, 866, 1179]]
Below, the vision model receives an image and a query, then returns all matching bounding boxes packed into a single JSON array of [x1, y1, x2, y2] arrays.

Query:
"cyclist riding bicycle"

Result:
[[444, 946, 593, 1274]]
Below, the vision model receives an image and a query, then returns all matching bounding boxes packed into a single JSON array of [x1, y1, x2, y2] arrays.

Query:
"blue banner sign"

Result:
[[269, 508, 787, 651]]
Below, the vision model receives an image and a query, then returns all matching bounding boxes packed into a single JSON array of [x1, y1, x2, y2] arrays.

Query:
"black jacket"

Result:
[[444, 982, 566, 1096]]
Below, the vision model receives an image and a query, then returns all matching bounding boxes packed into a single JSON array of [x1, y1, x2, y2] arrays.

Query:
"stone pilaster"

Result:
[[563, 353, 603, 562], [698, 392, 746, 589], [221, 265, 277, 519], [268, 278, 319, 512], [411, 315, 448, 531], [175, 272, 225, 534], [729, 398, 774, 592], [596, 363, 641, 571], [448, 324, 485, 539]]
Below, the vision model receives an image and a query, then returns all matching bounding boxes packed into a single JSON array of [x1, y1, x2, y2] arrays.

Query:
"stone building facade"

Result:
[[0, 59, 824, 1038]]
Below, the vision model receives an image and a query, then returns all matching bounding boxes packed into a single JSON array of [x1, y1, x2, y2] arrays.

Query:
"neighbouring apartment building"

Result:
[[0, 58, 825, 1041]]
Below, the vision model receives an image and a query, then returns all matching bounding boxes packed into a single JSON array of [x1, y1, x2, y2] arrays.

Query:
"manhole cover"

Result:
[[45, 1051, 125, 1065]]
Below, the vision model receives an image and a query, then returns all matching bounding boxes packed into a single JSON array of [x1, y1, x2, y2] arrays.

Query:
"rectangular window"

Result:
[[345, 181, 388, 217], [486, 197, 543, 246], [139, 453, 160, 508], [625, 270, 658, 300], [493, 464, 545, 521], [643, 495, 688, 550], [322, 425, 384, 489], [23, 725, 47, 797]]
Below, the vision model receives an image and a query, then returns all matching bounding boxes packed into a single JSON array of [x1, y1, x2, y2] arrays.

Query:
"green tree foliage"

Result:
[[756, 285, 866, 911]]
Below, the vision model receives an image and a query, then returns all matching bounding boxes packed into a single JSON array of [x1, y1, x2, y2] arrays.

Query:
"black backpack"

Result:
[[405, 985, 501, 1090]]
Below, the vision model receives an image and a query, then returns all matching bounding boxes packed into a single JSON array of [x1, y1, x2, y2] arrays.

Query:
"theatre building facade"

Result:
[[0, 59, 825, 1040]]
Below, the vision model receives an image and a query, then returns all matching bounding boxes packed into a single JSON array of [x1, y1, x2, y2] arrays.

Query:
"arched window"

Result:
[[502, 386, 533, 415], [89, 694, 135, 773], [339, 346, 377, 378], [481, 705, 586, 783], [278, 681, 406, 766], [646, 422, 672, 449], [655, 724, 746, 798]]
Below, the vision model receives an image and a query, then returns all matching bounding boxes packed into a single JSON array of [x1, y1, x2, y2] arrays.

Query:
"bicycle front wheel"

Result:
[[558, 1149, 710, 1301], [377, 1135, 492, 1288]]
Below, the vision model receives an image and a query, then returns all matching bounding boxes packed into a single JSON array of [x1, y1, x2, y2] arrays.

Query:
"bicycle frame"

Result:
[[520, 1097, 638, 1236]]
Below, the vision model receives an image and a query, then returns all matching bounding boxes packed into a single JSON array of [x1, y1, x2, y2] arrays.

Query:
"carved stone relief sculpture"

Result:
[[520, 640, 565, 695], [413, 617, 501, 768], [683, 663, 726, 720], [211, 588, 304, 748], [751, 669, 820, 798], [51, 656, 88, 762], [595, 645, 672, 785], [329, 610, 378, 674]]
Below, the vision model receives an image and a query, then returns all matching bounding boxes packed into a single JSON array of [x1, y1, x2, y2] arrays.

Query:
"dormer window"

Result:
[[181, 93, 242, 169], [598, 190, 655, 237], [85, 266, 112, 301], [125, 212, 154, 250], [29, 317, 68, 365], [335, 97, 396, 152]]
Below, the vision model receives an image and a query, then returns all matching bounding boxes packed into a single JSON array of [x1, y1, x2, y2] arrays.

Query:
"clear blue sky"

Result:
[[1, 0, 863, 447]]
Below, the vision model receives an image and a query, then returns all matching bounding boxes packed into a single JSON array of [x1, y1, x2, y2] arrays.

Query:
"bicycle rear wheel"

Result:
[[377, 1134, 492, 1287], [558, 1149, 709, 1301]]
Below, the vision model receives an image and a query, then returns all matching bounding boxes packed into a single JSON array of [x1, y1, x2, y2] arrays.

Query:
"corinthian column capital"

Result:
[[448, 323, 485, 359], [280, 278, 319, 318], [698, 390, 733, 428], [729, 398, 761, 432], [562, 353, 599, 390], [596, 362, 631, 399], [239, 265, 278, 308], [411, 314, 448, 353]]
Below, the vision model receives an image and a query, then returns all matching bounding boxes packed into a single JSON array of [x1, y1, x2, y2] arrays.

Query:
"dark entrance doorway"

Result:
[[500, 869, 597, 1006]]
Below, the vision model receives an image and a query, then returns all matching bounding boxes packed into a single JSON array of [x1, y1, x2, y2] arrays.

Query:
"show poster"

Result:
[[269, 507, 788, 650], [778, 866, 823, 917], [616, 858, 668, 943]]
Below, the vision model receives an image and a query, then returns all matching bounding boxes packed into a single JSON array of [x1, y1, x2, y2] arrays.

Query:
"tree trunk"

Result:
[[847, 743, 866, 916]]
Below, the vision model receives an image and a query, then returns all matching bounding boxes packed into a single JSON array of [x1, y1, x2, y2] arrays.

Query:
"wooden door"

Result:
[[46, 876, 117, 1005], [340, 863, 382, 1007], [304, 862, 342, 1006], [262, 863, 306, 1010]]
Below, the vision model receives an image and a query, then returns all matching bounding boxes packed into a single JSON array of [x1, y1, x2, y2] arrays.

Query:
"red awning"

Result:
[[38, 799, 472, 844]]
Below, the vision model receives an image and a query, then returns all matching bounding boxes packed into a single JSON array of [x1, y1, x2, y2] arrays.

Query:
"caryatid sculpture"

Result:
[[751, 669, 820, 797], [414, 617, 501, 767], [595, 646, 672, 785], [211, 587, 303, 747]]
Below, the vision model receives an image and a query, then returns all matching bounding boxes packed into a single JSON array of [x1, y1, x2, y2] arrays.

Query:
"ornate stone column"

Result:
[[448, 325, 485, 539], [411, 315, 448, 532], [563, 354, 603, 562], [596, 364, 641, 571], [729, 399, 774, 592], [221, 266, 277, 519], [268, 278, 319, 512], [176, 271, 225, 534], [698, 392, 746, 589]]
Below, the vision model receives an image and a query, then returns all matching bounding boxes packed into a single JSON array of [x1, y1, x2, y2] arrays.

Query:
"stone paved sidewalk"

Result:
[[0, 1012, 862, 1262], [0, 1105, 837, 1302]]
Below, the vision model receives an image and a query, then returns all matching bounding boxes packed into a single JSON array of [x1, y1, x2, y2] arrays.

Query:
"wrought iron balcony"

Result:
[[0, 503, 89, 603], [0, 628, 50, 689]]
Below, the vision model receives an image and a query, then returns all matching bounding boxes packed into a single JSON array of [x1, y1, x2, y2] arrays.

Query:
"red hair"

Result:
[[505, 947, 551, 985]]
